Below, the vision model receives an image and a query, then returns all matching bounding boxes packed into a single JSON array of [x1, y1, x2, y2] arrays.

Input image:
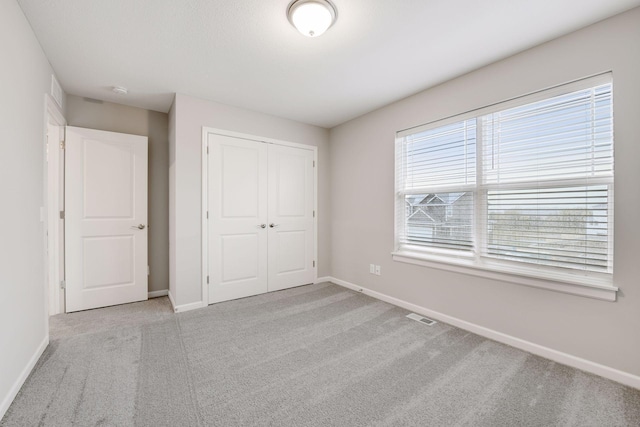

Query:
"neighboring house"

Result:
[[405, 192, 472, 247]]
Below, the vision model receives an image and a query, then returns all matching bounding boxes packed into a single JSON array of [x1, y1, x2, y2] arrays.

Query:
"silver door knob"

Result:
[[131, 224, 145, 230], [269, 223, 278, 228], [260, 224, 266, 228]]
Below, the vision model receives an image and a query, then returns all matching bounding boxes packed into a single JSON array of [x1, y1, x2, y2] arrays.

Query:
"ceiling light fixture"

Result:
[[287, 0, 337, 38]]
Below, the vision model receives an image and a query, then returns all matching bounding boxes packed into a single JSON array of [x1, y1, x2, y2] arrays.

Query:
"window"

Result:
[[394, 74, 614, 296]]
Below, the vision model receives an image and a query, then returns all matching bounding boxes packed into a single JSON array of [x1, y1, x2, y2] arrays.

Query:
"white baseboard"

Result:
[[315, 276, 332, 284], [0, 335, 49, 420], [173, 301, 206, 313], [167, 291, 206, 313], [167, 291, 177, 312], [328, 276, 640, 390], [148, 289, 169, 299], [167, 291, 176, 312]]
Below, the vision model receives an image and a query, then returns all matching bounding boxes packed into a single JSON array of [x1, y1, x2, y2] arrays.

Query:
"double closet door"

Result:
[[207, 133, 316, 304]]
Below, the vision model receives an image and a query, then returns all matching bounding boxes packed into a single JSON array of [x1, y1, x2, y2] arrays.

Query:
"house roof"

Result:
[[406, 192, 468, 207]]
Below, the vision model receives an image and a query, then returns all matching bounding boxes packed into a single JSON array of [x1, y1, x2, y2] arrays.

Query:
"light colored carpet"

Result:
[[2, 282, 639, 426]]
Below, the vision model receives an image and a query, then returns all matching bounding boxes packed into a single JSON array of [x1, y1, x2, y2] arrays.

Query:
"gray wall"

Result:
[[170, 94, 330, 306], [329, 8, 640, 376], [66, 96, 169, 293], [0, 0, 59, 415]]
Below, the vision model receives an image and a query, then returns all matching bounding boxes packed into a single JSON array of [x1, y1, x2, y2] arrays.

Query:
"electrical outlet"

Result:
[[369, 264, 375, 274], [375, 265, 381, 276]]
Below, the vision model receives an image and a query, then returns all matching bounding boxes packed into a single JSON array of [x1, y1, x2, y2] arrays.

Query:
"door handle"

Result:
[[269, 223, 279, 228], [131, 224, 146, 230], [259, 224, 266, 229]]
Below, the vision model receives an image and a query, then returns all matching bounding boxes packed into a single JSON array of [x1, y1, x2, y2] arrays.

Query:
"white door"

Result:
[[208, 134, 269, 303], [207, 133, 316, 304], [267, 144, 315, 291], [65, 126, 148, 312]]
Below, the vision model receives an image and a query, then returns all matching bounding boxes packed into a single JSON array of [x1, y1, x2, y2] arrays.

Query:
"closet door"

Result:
[[208, 134, 268, 303], [267, 144, 316, 291]]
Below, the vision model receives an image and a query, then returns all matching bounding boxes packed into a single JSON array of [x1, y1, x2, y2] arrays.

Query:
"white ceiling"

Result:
[[18, 0, 640, 128]]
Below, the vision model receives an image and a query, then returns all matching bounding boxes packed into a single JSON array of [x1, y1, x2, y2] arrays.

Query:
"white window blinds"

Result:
[[397, 120, 476, 252], [403, 120, 476, 190], [482, 84, 613, 273], [395, 74, 613, 283], [482, 84, 613, 185]]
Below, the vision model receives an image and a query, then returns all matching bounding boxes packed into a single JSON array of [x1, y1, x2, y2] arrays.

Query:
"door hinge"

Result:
[[313, 160, 315, 167], [60, 141, 65, 150], [313, 210, 315, 218], [207, 276, 210, 284], [147, 266, 150, 276], [206, 211, 209, 219], [59, 211, 65, 219], [207, 146, 209, 154], [313, 260, 316, 268], [60, 280, 66, 289]]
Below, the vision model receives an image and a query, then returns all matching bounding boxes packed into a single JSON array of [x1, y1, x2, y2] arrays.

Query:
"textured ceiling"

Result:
[[17, 0, 640, 128]]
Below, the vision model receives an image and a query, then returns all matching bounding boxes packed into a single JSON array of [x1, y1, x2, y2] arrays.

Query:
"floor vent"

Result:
[[406, 313, 437, 326]]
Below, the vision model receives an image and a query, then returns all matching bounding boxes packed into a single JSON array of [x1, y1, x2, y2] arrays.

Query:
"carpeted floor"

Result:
[[2, 282, 639, 426]]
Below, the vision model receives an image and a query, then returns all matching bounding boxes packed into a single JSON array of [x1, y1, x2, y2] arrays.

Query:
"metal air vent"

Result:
[[406, 313, 437, 326]]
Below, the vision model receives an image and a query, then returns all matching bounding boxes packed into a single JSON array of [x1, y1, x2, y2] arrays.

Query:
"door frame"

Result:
[[201, 127, 318, 305], [44, 94, 66, 317]]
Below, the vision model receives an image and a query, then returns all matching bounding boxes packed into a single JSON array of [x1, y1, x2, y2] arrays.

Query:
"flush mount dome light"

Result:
[[287, 0, 337, 37]]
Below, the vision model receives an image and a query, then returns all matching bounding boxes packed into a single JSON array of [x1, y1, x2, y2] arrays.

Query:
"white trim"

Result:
[[148, 289, 169, 299], [312, 144, 319, 287], [315, 276, 332, 284], [167, 291, 177, 311], [0, 335, 49, 419], [44, 95, 67, 323], [45, 94, 66, 126], [173, 300, 207, 313], [50, 75, 63, 109], [201, 127, 319, 306], [327, 276, 640, 390], [392, 252, 617, 302], [201, 127, 209, 307], [202, 127, 318, 152], [168, 291, 206, 313]]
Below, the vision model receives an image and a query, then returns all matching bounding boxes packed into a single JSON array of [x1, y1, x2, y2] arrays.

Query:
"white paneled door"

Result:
[[65, 127, 148, 312], [207, 133, 316, 304], [208, 135, 269, 303], [267, 144, 315, 291]]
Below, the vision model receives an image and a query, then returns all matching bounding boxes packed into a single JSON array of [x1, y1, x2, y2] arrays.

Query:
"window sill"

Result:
[[391, 251, 618, 302]]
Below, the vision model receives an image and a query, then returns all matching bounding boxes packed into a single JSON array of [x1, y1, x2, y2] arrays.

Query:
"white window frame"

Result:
[[392, 73, 618, 301]]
